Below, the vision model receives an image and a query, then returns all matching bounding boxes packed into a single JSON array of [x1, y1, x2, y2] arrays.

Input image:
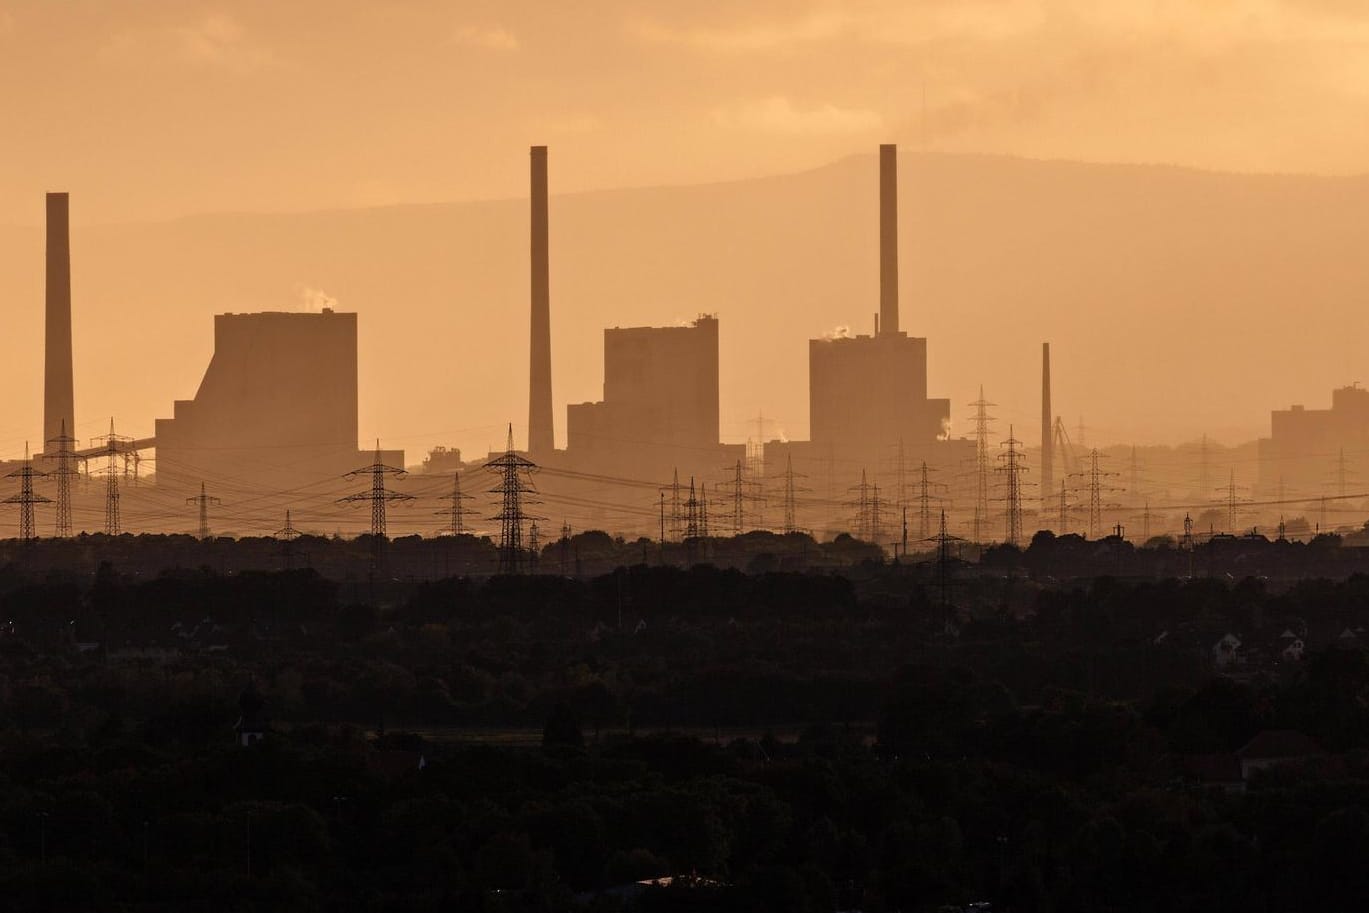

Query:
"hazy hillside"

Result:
[[2, 152, 1367, 463]]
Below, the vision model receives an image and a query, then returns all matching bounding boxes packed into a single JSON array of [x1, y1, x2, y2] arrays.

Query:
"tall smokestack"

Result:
[[879, 143, 899, 336], [1041, 342, 1053, 513], [528, 146, 554, 454], [44, 192, 75, 453]]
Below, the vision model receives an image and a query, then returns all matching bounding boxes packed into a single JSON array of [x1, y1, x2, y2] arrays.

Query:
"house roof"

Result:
[[1237, 730, 1325, 760]]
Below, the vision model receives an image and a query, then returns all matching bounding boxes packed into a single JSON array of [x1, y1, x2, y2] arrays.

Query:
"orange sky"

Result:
[[5, 1, 1369, 464], [6, 1, 1369, 223]]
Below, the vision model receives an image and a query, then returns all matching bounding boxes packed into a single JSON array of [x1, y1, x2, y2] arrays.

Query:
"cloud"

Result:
[[631, 10, 848, 52], [712, 96, 883, 135], [453, 24, 519, 51], [98, 14, 276, 73]]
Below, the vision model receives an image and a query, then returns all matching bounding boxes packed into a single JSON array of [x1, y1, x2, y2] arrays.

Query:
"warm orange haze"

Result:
[[6, 0, 1369, 544]]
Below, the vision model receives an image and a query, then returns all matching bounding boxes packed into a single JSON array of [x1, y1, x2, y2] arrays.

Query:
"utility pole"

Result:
[[916, 461, 936, 540], [93, 419, 131, 536], [275, 510, 301, 570], [482, 425, 541, 575], [559, 521, 573, 576], [926, 510, 962, 622], [730, 460, 746, 536], [437, 471, 473, 536], [1074, 448, 1120, 539], [339, 440, 413, 563], [781, 454, 807, 535], [4, 444, 51, 542], [970, 387, 996, 544], [1182, 512, 1195, 577], [45, 419, 78, 538], [1057, 479, 1070, 534], [995, 427, 1028, 547], [186, 482, 221, 540], [850, 470, 873, 541], [1217, 469, 1247, 534], [668, 470, 682, 542], [870, 483, 884, 548]]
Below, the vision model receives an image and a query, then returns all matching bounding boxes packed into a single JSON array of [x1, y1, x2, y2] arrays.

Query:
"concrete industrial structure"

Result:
[[154, 310, 401, 492], [567, 316, 721, 463], [43, 192, 75, 455], [1257, 384, 1369, 503], [528, 145, 555, 457], [799, 144, 973, 515]]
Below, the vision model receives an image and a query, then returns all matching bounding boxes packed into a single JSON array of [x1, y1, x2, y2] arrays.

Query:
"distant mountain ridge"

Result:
[[1, 150, 1366, 463]]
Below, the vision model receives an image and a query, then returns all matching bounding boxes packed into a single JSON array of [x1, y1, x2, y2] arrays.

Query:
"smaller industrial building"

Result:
[[1257, 384, 1369, 502]]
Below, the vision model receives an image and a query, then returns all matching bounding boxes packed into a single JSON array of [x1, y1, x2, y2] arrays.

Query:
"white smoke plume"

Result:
[[294, 284, 338, 312]]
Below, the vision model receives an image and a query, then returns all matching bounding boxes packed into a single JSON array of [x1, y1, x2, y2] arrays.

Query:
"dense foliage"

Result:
[[4, 559, 1369, 909]]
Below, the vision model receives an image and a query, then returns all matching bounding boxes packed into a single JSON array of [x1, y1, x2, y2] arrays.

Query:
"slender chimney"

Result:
[[878, 143, 899, 336], [528, 146, 554, 454], [1041, 342, 1053, 514], [44, 192, 75, 453]]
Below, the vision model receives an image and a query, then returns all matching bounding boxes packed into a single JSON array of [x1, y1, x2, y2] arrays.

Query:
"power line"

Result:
[[186, 482, 221, 540], [4, 444, 50, 542], [995, 426, 1028, 547], [44, 420, 79, 538], [338, 440, 413, 560], [483, 425, 542, 575], [93, 418, 132, 536], [436, 471, 474, 536]]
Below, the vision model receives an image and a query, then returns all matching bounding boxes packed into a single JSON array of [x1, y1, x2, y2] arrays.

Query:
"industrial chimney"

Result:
[[1041, 342, 1053, 512], [878, 143, 899, 336], [44, 192, 75, 454], [528, 146, 554, 454]]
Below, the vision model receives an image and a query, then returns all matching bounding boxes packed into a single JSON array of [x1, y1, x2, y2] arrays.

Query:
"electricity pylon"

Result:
[[93, 419, 132, 535], [4, 444, 51, 542], [969, 387, 996, 544], [781, 454, 808, 534], [994, 426, 1028, 547], [45, 420, 79, 538], [483, 424, 542, 574], [436, 471, 474, 536], [339, 440, 413, 560], [187, 482, 221, 540], [275, 509, 302, 569]]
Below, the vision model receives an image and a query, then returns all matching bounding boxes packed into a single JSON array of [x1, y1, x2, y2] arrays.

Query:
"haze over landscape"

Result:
[[6, 1, 1369, 462], [18, 7, 1369, 911]]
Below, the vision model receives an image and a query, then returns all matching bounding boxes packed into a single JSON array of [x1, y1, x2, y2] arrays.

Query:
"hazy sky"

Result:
[[6, 0, 1369, 224]]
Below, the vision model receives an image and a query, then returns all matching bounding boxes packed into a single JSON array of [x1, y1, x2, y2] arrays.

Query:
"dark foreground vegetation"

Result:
[[7, 554, 1369, 910]]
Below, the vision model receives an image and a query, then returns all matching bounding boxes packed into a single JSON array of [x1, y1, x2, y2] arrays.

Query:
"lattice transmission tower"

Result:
[[187, 482, 221, 540], [45, 420, 79, 538], [275, 509, 302, 569], [969, 387, 996, 544], [93, 419, 131, 536], [1073, 448, 1121, 539], [781, 454, 808, 534], [4, 444, 51, 542], [995, 426, 1028, 547], [339, 441, 413, 561], [483, 425, 542, 574], [437, 471, 474, 536]]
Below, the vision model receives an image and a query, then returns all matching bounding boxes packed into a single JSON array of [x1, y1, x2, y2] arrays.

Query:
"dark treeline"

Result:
[[0, 528, 884, 583], [7, 562, 1369, 909]]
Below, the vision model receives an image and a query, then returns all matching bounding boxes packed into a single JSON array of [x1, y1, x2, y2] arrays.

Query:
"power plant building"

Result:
[[1257, 384, 1369, 502], [154, 310, 401, 491], [566, 315, 724, 475], [803, 144, 969, 483]]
